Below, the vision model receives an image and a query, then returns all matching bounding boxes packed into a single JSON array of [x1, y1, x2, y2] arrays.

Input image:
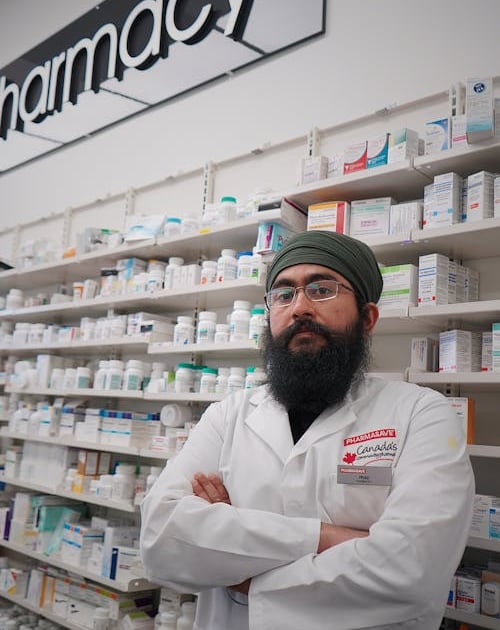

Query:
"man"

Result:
[[141, 230, 474, 630]]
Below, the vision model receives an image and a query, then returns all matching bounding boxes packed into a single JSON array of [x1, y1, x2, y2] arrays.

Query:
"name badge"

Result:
[[337, 464, 392, 486]]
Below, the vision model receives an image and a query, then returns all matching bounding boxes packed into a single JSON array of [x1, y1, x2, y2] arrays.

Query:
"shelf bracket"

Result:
[[306, 126, 320, 157], [202, 161, 215, 210]]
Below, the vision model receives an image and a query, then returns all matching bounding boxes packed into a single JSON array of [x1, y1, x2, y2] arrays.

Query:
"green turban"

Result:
[[266, 230, 383, 304]]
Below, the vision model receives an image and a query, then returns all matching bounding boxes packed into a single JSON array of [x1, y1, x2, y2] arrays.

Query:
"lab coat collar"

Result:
[[243, 378, 381, 462]]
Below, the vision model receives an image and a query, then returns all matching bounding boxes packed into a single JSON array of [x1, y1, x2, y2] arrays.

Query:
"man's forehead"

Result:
[[273, 263, 348, 284]]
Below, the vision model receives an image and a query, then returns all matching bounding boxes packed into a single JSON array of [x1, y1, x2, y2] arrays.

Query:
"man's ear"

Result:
[[362, 303, 379, 335]]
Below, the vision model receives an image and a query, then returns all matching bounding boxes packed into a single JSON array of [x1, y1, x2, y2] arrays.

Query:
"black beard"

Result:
[[262, 316, 370, 415]]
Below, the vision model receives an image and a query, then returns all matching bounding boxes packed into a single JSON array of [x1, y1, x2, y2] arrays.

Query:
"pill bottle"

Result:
[[63, 367, 77, 389], [28, 322, 45, 344], [248, 306, 267, 347], [199, 367, 218, 394], [105, 359, 124, 390], [245, 366, 267, 388], [123, 359, 144, 391], [174, 316, 194, 345], [146, 466, 163, 495], [175, 428, 189, 453], [177, 602, 196, 630], [147, 268, 164, 293], [482, 581, 500, 616], [218, 196, 238, 223], [157, 611, 178, 630], [215, 367, 230, 395], [214, 323, 230, 344], [237, 251, 253, 279], [76, 366, 92, 388], [164, 257, 184, 290], [216, 249, 237, 283], [196, 311, 217, 344], [93, 607, 111, 630], [6, 288, 24, 310], [164, 217, 182, 238], [228, 366, 245, 392], [229, 300, 252, 342], [112, 469, 135, 502], [94, 360, 109, 390], [72, 281, 84, 300], [200, 260, 218, 284], [174, 363, 194, 393]]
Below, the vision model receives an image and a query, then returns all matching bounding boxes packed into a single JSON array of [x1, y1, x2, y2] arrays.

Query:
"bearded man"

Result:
[[141, 230, 474, 630]]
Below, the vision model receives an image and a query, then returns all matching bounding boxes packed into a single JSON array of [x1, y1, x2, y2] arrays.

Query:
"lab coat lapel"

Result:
[[292, 404, 358, 455], [244, 388, 294, 464]]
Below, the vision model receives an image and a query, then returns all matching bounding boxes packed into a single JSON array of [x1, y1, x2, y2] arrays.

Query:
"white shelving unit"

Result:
[[1, 137, 500, 629], [0, 590, 85, 630]]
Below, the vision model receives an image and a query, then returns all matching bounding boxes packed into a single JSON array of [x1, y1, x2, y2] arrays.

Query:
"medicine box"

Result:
[[466, 77, 494, 143], [255, 222, 294, 255], [492, 323, 500, 372], [327, 153, 344, 178], [410, 337, 438, 372], [418, 253, 449, 306], [482, 331, 493, 372], [494, 176, 500, 217], [379, 264, 418, 310], [367, 133, 389, 169], [300, 156, 328, 185], [447, 397, 475, 444], [464, 267, 480, 302], [388, 128, 420, 163], [428, 172, 463, 227], [456, 573, 481, 613], [389, 201, 423, 237], [425, 118, 450, 154], [349, 197, 394, 237], [422, 183, 434, 229], [343, 140, 367, 174], [451, 114, 467, 148], [307, 201, 350, 234], [439, 329, 482, 373], [466, 171, 495, 222]]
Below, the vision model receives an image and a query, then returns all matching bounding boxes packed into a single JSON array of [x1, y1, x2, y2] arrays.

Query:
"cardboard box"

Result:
[[307, 201, 350, 234]]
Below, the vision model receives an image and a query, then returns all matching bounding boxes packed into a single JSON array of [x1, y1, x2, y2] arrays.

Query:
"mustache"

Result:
[[279, 318, 338, 345]]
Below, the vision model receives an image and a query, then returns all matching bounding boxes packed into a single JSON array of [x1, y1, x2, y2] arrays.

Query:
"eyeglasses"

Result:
[[265, 279, 354, 309]]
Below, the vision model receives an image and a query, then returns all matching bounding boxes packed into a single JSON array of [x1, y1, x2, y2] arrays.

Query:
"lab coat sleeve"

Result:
[[140, 399, 320, 593], [249, 389, 475, 629]]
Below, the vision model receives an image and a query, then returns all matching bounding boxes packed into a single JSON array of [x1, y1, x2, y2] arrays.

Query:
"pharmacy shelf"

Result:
[[375, 307, 442, 335], [0, 429, 142, 457], [0, 413, 8, 422], [468, 445, 500, 459], [409, 299, 500, 329], [4, 386, 144, 399], [0, 206, 304, 293], [414, 136, 500, 179], [143, 392, 222, 403], [287, 159, 431, 209], [139, 448, 170, 460], [0, 278, 265, 323], [407, 371, 500, 391], [468, 536, 500, 552], [148, 339, 261, 359], [0, 590, 85, 630], [0, 540, 155, 593], [444, 607, 500, 629], [0, 474, 137, 513], [0, 336, 150, 356]]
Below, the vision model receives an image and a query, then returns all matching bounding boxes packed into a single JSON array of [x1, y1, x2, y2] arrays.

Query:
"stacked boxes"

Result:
[[307, 201, 350, 234], [349, 197, 394, 237], [410, 337, 438, 372], [343, 141, 368, 174], [418, 253, 450, 306], [367, 133, 390, 169], [389, 201, 423, 236], [379, 264, 418, 310], [439, 330, 482, 373], [425, 172, 463, 227], [388, 128, 420, 163], [466, 171, 496, 222]]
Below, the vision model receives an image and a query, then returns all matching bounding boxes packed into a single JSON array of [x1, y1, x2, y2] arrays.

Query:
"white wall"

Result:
[[1, 0, 500, 231]]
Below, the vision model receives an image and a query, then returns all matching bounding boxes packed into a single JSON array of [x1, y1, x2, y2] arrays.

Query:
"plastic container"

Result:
[[158, 611, 178, 630], [200, 260, 218, 285], [147, 269, 164, 293], [93, 607, 111, 630], [199, 367, 218, 393], [72, 281, 84, 300], [146, 465, 162, 494], [248, 306, 267, 347], [228, 366, 245, 392], [105, 359, 124, 390], [214, 323, 230, 344], [218, 196, 238, 223], [76, 366, 91, 388], [196, 311, 217, 344], [237, 251, 253, 279], [28, 322, 45, 344], [230, 300, 252, 342], [63, 367, 77, 389], [216, 249, 238, 283], [123, 359, 144, 391], [174, 363, 194, 393], [164, 217, 182, 238], [245, 366, 267, 388], [6, 288, 24, 310], [94, 360, 109, 390], [177, 602, 196, 630], [164, 257, 184, 290], [174, 316, 194, 345]]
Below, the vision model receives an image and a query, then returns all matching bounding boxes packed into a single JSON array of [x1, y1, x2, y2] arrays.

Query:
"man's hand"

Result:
[[317, 522, 369, 553], [192, 473, 231, 504]]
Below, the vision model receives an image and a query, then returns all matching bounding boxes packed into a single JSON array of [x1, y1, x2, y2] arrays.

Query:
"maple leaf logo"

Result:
[[343, 452, 357, 464]]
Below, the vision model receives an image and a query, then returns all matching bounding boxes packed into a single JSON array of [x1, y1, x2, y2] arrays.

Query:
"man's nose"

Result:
[[290, 287, 315, 317]]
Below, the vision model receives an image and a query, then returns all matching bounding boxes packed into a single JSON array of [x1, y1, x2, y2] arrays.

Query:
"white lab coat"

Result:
[[140, 377, 474, 630]]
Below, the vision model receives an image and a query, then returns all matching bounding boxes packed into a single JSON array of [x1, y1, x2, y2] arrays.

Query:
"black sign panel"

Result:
[[0, 0, 326, 172]]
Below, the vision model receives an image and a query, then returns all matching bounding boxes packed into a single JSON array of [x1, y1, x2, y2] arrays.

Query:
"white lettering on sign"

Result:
[[0, 0, 252, 138]]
